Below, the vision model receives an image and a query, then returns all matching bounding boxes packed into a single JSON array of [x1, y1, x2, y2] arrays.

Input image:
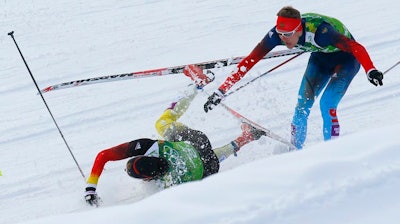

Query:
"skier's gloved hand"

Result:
[[367, 69, 383, 86], [204, 89, 225, 112], [84, 187, 100, 207]]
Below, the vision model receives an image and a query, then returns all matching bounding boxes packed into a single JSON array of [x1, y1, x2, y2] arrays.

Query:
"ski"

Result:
[[224, 52, 305, 97], [220, 102, 296, 150], [40, 48, 304, 93]]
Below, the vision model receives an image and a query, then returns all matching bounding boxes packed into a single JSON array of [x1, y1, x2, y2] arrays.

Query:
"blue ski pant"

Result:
[[291, 51, 360, 149]]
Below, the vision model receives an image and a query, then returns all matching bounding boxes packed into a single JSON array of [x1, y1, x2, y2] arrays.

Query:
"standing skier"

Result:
[[203, 6, 384, 149], [84, 65, 266, 206]]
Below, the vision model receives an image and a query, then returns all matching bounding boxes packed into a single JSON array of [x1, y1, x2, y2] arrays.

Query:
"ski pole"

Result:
[[383, 60, 400, 75], [8, 31, 86, 181], [225, 51, 305, 97]]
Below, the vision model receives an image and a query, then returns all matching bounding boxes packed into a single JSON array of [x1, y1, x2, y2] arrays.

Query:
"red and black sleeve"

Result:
[[315, 22, 375, 73], [86, 138, 157, 186], [218, 28, 280, 93]]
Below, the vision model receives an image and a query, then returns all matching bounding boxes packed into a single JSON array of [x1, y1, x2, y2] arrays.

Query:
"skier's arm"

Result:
[[315, 22, 383, 86], [84, 139, 158, 206], [315, 22, 375, 73], [86, 138, 157, 187], [218, 28, 281, 93], [203, 29, 282, 112]]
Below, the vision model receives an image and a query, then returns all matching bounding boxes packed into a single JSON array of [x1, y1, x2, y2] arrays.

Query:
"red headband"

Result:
[[276, 16, 302, 32]]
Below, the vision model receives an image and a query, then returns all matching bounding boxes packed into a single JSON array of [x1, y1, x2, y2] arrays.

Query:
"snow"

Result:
[[1, 0, 400, 223]]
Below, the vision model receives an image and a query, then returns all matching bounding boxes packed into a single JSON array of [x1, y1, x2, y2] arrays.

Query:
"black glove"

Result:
[[84, 187, 100, 207], [204, 89, 225, 112], [367, 69, 383, 86]]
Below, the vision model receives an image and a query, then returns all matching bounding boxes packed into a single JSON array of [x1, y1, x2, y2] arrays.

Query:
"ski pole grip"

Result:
[[8, 31, 14, 36]]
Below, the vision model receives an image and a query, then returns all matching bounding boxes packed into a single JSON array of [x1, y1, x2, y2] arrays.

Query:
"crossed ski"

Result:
[[40, 48, 304, 93]]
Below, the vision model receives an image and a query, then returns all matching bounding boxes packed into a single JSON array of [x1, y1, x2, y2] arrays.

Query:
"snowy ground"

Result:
[[1, 0, 400, 223]]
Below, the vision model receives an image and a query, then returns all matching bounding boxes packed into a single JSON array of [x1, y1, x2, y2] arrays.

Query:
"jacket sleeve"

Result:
[[218, 28, 281, 93], [315, 22, 375, 73], [86, 138, 157, 186]]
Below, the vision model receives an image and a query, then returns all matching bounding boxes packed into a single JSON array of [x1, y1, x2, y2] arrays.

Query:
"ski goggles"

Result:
[[275, 16, 302, 37]]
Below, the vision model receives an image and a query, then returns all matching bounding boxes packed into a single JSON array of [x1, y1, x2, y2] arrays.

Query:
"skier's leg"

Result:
[[213, 122, 266, 162], [291, 53, 330, 149], [155, 84, 199, 139], [320, 55, 360, 140], [155, 65, 214, 139]]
